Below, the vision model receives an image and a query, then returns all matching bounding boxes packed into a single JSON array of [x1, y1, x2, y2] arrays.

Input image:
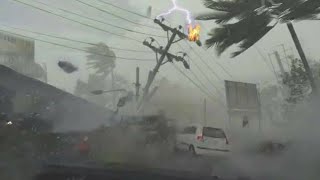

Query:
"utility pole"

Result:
[[138, 18, 201, 110], [203, 98, 207, 126], [111, 69, 116, 109], [274, 51, 285, 76], [280, 44, 290, 65], [42, 63, 47, 83], [135, 67, 141, 101], [287, 22, 317, 95]]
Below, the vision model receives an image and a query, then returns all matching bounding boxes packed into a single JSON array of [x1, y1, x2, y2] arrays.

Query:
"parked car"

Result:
[[175, 125, 230, 156]]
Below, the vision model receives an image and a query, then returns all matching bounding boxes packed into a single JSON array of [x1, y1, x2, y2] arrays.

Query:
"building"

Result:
[[0, 65, 114, 132], [0, 32, 46, 81]]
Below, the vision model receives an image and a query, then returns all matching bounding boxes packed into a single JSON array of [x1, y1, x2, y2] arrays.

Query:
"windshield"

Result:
[[1, 0, 319, 180], [202, 127, 226, 139]]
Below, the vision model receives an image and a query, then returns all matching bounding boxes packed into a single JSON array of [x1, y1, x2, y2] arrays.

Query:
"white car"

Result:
[[175, 125, 230, 156]]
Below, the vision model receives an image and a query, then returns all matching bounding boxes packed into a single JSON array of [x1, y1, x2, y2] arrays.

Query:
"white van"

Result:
[[175, 125, 230, 156]]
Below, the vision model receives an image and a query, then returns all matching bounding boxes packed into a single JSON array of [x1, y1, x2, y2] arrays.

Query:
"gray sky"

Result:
[[0, 0, 320, 103]]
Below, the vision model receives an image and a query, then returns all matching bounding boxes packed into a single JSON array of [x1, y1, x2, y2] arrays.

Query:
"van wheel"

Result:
[[189, 145, 196, 156]]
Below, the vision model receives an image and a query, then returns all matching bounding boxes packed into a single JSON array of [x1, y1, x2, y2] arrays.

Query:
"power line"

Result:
[[10, 0, 142, 43], [34, 0, 166, 38], [200, 48, 233, 78], [0, 29, 154, 61], [189, 69, 219, 98], [162, 18, 232, 80], [163, 18, 223, 81], [1, 24, 152, 53], [184, 42, 223, 81], [177, 43, 224, 96], [74, 0, 160, 30], [96, 0, 152, 20], [172, 63, 226, 107], [196, 21, 233, 78], [255, 46, 279, 81]]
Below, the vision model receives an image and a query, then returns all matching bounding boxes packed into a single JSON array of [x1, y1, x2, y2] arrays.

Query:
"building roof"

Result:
[[0, 65, 115, 132]]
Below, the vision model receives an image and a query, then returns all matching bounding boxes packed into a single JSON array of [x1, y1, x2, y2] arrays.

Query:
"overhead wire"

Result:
[[74, 0, 160, 30], [189, 69, 221, 98], [255, 46, 279, 81], [10, 0, 143, 43], [96, 0, 152, 19], [172, 63, 226, 106], [159, 18, 224, 82], [197, 22, 233, 78], [46, 0, 230, 85], [0, 29, 154, 61], [176, 43, 224, 96], [183, 42, 223, 81], [151, 9, 231, 81], [153, 18, 225, 99], [34, 0, 166, 38], [0, 24, 152, 53], [201, 47, 234, 79], [8, 0, 226, 105]]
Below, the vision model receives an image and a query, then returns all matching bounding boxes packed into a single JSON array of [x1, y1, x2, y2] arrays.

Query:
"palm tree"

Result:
[[86, 42, 116, 78], [196, 0, 320, 93]]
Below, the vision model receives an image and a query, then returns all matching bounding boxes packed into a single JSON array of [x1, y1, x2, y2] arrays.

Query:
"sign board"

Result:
[[225, 80, 260, 111], [225, 80, 261, 132]]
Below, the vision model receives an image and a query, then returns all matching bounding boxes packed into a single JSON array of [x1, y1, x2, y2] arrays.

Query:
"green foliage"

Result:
[[197, 0, 320, 57], [282, 58, 310, 104]]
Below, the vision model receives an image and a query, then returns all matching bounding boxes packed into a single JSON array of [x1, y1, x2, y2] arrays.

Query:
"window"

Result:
[[203, 127, 226, 138], [181, 126, 196, 134]]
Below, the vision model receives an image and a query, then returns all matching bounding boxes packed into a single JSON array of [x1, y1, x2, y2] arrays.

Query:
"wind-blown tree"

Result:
[[86, 42, 116, 78], [282, 58, 310, 104], [196, 0, 320, 93]]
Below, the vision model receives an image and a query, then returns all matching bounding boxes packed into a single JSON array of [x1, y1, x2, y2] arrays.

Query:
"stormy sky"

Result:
[[0, 0, 319, 100]]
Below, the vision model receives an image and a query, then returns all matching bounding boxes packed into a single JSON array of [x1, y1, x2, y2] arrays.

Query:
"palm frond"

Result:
[[231, 25, 274, 57], [200, 0, 319, 58], [281, 0, 320, 21], [202, 0, 257, 12], [205, 13, 272, 56], [85, 42, 116, 77], [196, 11, 229, 21], [199, 0, 261, 24]]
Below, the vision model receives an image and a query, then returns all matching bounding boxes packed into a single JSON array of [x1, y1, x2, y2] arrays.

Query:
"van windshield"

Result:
[[203, 127, 226, 138]]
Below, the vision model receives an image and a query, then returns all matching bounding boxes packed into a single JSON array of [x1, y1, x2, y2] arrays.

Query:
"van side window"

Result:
[[203, 127, 226, 138], [182, 126, 196, 134]]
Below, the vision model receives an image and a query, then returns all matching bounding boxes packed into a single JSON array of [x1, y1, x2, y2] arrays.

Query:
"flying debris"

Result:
[[58, 61, 78, 73]]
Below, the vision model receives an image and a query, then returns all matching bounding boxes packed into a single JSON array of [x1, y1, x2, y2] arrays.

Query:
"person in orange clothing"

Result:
[[75, 136, 90, 157]]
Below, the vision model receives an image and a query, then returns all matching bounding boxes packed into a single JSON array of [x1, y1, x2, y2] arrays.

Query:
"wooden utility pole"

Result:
[[203, 98, 207, 126], [135, 67, 141, 101], [111, 69, 116, 109], [142, 32, 177, 98], [274, 51, 285, 76], [138, 18, 201, 110]]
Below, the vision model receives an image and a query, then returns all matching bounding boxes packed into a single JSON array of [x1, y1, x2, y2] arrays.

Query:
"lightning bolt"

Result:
[[156, 0, 193, 24]]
